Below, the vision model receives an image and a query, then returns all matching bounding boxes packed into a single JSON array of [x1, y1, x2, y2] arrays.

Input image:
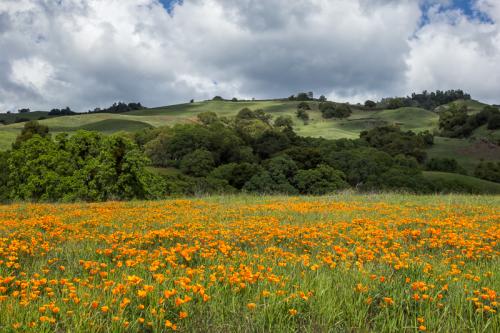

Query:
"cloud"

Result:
[[0, 0, 498, 112], [407, 0, 500, 104]]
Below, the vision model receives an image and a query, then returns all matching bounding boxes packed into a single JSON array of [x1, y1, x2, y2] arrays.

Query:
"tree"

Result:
[[197, 112, 219, 126], [364, 100, 376, 108], [360, 125, 431, 162], [18, 108, 30, 113], [426, 158, 465, 174], [13, 120, 49, 149], [296, 108, 309, 122], [386, 98, 406, 110], [474, 161, 500, 183], [320, 102, 351, 119], [190, 99, 194, 103], [296, 92, 311, 101], [274, 116, 294, 130], [438, 103, 471, 137], [7, 136, 75, 201], [231, 97, 238, 102], [318, 95, 327, 102], [254, 130, 291, 159], [243, 171, 298, 194], [488, 114, 500, 130], [294, 165, 348, 195], [297, 102, 311, 110], [180, 149, 216, 177], [212, 96, 224, 101], [0, 151, 10, 201], [209, 163, 261, 189]]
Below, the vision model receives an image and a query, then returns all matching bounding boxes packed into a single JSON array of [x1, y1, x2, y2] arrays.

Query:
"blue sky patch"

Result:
[[420, 0, 494, 26], [159, 0, 182, 13]]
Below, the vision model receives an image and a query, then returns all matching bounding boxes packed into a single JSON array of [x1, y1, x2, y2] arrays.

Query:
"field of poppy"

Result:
[[0, 194, 499, 332]]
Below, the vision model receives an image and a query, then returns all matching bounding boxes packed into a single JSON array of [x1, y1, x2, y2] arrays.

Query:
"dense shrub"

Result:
[[426, 158, 465, 174], [360, 126, 432, 162], [474, 161, 500, 183], [3, 127, 159, 202], [294, 165, 348, 195], [319, 102, 352, 119], [180, 149, 215, 177]]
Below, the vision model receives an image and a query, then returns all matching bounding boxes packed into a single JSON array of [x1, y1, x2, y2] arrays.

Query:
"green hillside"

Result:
[[423, 171, 500, 194], [427, 137, 500, 173], [0, 99, 498, 179], [0, 100, 441, 149]]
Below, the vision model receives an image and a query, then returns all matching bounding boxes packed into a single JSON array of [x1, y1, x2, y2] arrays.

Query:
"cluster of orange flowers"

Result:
[[0, 198, 498, 331]]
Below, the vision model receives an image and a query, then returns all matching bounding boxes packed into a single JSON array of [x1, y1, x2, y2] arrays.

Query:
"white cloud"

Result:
[[407, 1, 500, 104], [0, 0, 498, 112]]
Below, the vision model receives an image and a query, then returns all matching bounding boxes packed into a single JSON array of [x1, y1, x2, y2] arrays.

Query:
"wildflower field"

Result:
[[0, 195, 499, 332]]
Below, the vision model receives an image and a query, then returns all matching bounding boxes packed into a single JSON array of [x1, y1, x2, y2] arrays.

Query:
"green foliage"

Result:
[[296, 108, 310, 122], [439, 104, 499, 138], [488, 114, 500, 130], [360, 126, 432, 162], [0, 151, 11, 201], [13, 120, 49, 149], [180, 149, 215, 177], [319, 102, 352, 119], [293, 164, 348, 195], [439, 103, 471, 137], [88, 102, 145, 114], [209, 162, 262, 189], [386, 98, 407, 110], [254, 130, 291, 159], [297, 102, 311, 110], [426, 157, 465, 174], [474, 161, 500, 183], [325, 147, 393, 186], [364, 100, 376, 108], [197, 111, 219, 126], [3, 131, 159, 202], [274, 116, 294, 130]]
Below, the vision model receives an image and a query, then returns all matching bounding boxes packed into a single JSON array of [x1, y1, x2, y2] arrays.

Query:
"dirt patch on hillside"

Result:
[[458, 140, 500, 161]]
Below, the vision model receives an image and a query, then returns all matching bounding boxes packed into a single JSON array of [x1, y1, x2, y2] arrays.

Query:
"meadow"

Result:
[[0, 194, 498, 332]]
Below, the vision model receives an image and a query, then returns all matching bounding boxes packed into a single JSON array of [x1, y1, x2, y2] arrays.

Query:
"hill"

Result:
[[0, 100, 440, 149], [0, 99, 498, 178], [422, 171, 500, 194]]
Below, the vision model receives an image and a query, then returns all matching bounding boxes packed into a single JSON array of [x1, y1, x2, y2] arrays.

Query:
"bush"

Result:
[[360, 126, 431, 162], [296, 109, 309, 122], [474, 161, 500, 183], [364, 100, 376, 108], [297, 102, 311, 110], [426, 158, 465, 174], [294, 165, 348, 195], [319, 102, 351, 119], [180, 149, 215, 177], [488, 114, 500, 130], [5, 132, 159, 202]]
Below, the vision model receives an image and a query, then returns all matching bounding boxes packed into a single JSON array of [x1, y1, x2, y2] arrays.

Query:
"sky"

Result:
[[0, 0, 499, 112]]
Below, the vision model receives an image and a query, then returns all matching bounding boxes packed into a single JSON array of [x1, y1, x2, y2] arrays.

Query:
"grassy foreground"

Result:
[[0, 194, 499, 332]]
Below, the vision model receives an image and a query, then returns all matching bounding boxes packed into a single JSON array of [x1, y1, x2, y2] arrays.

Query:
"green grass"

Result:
[[1, 99, 498, 181], [64, 119, 153, 133], [0, 101, 444, 148], [0, 111, 54, 124], [423, 171, 500, 194], [427, 137, 500, 173]]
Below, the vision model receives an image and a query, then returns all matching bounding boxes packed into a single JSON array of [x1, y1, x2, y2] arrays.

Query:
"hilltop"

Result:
[[1, 94, 499, 194]]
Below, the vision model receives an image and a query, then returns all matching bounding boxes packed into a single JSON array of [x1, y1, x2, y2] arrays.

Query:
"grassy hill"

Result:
[[0, 100, 441, 149], [423, 171, 500, 194], [0, 99, 498, 177]]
